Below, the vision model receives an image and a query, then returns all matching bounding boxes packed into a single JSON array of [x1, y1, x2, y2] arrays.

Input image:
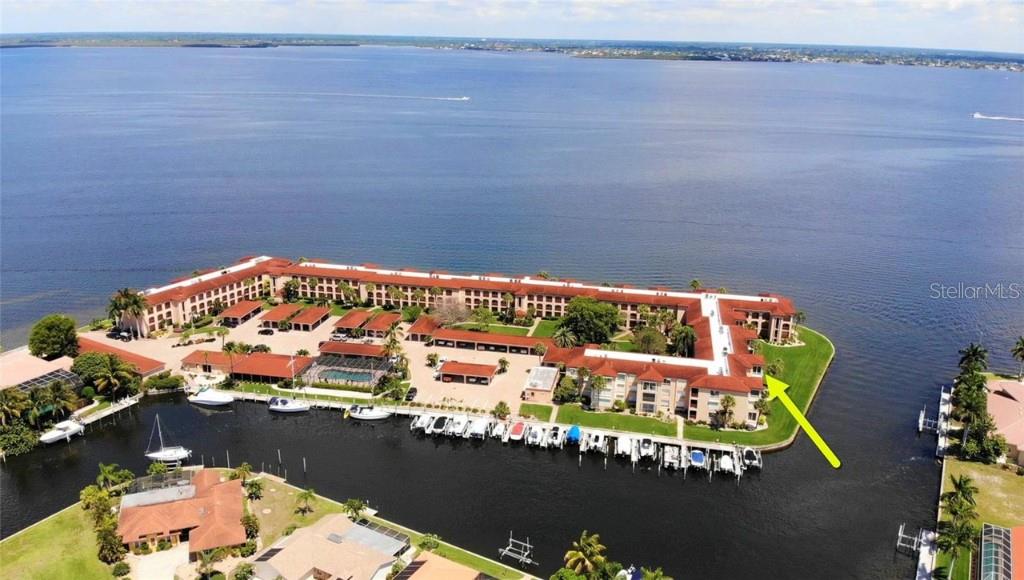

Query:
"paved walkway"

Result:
[[129, 542, 188, 580], [915, 530, 937, 580]]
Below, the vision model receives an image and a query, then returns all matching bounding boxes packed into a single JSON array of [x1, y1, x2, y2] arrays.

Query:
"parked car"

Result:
[[258, 328, 274, 336], [330, 332, 347, 341], [405, 387, 418, 402]]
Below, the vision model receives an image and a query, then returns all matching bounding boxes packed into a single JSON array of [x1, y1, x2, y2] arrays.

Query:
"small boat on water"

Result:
[[40, 419, 84, 444], [616, 435, 633, 457], [447, 415, 469, 436], [566, 425, 582, 445], [689, 449, 707, 469], [187, 387, 233, 407], [268, 397, 310, 413], [526, 425, 546, 446], [466, 417, 490, 439], [145, 415, 191, 464], [741, 446, 762, 468], [546, 425, 563, 448], [719, 452, 737, 474], [427, 415, 450, 436], [589, 432, 607, 453], [639, 437, 656, 459], [662, 445, 681, 469], [490, 421, 507, 439], [509, 421, 526, 442], [347, 405, 392, 421], [411, 414, 434, 431]]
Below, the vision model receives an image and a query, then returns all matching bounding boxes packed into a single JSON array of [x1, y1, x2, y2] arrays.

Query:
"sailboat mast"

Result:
[[157, 415, 165, 449]]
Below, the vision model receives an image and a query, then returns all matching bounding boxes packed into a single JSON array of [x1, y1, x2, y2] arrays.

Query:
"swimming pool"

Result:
[[320, 369, 375, 384]]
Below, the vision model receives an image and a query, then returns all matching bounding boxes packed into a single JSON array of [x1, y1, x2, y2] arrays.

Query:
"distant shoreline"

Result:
[[2, 33, 1021, 72]]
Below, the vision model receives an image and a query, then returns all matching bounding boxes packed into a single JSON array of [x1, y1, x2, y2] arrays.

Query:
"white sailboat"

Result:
[[268, 397, 310, 413], [346, 405, 392, 421], [145, 415, 192, 464]]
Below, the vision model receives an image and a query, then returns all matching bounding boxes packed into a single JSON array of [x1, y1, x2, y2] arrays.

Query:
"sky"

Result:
[[2, 0, 1022, 54]]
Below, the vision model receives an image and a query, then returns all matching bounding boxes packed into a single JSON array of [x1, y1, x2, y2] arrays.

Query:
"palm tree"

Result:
[[342, 498, 367, 521], [427, 353, 440, 367], [946, 474, 979, 508], [936, 519, 977, 577], [563, 530, 607, 575], [232, 462, 253, 483], [386, 286, 403, 306], [534, 342, 547, 364], [0, 388, 29, 427], [385, 321, 404, 342], [96, 462, 122, 490], [552, 327, 578, 348], [720, 395, 736, 426], [244, 479, 264, 501], [794, 310, 807, 326], [412, 288, 427, 305], [196, 550, 217, 578], [689, 279, 702, 291], [93, 354, 136, 401], [295, 488, 316, 515], [428, 286, 443, 305], [1012, 336, 1024, 381], [108, 288, 147, 336], [589, 375, 609, 408], [25, 386, 54, 428], [673, 324, 697, 357], [498, 358, 510, 374], [365, 283, 378, 303], [382, 335, 403, 359], [958, 343, 989, 373], [47, 380, 79, 418]]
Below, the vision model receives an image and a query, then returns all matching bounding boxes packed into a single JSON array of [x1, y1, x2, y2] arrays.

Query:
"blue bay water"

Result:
[[1, 46, 1023, 578]]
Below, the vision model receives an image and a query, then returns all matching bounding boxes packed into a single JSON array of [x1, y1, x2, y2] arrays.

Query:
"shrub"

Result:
[[418, 533, 441, 551], [492, 401, 511, 419], [611, 400, 627, 413], [238, 540, 257, 557], [111, 561, 131, 577], [29, 313, 79, 359], [233, 563, 255, 580], [0, 420, 38, 457], [81, 386, 96, 400], [157, 538, 172, 551], [137, 542, 151, 554], [144, 372, 185, 391], [283, 524, 298, 536], [278, 379, 293, 389]]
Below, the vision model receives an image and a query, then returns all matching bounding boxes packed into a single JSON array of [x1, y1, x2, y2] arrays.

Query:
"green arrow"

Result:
[[765, 375, 841, 469]]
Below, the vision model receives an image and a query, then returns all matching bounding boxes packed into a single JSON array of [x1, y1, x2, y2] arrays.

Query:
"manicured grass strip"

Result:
[[683, 326, 834, 447], [183, 325, 228, 337], [941, 457, 1024, 529], [605, 341, 639, 353], [556, 404, 677, 436], [234, 382, 367, 405], [249, 476, 344, 544], [78, 397, 112, 418], [531, 319, 561, 338], [0, 503, 110, 580], [934, 545, 971, 580], [519, 403, 553, 421], [451, 323, 530, 336]]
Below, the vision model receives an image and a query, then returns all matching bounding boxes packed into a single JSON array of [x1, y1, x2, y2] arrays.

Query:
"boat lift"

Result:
[[498, 532, 539, 567]]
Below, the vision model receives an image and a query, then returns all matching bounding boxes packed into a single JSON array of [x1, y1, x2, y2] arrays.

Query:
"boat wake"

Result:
[[973, 112, 1024, 122]]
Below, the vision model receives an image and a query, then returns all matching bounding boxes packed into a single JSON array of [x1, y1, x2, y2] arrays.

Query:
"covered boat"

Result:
[[526, 425, 546, 446], [268, 397, 310, 413], [447, 414, 469, 436], [616, 435, 634, 457], [467, 417, 490, 439], [639, 437, 655, 459], [509, 421, 526, 442], [720, 452, 736, 474], [187, 387, 233, 407], [490, 421, 507, 439], [566, 425, 582, 445], [546, 425, 563, 447], [689, 449, 707, 469], [39, 419, 84, 444]]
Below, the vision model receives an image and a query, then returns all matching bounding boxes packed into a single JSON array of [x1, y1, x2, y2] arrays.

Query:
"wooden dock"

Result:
[[77, 393, 143, 426]]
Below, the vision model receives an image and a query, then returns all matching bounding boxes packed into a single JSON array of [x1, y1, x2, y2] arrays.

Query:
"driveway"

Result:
[[128, 542, 188, 580]]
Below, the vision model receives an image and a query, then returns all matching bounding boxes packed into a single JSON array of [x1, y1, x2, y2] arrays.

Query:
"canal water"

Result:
[[2, 46, 1023, 579]]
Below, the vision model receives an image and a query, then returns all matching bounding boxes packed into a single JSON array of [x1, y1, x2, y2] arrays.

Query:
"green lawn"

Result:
[[183, 325, 229, 337], [531, 319, 561, 338], [606, 341, 639, 353], [556, 403, 677, 436], [934, 550, 971, 580], [451, 323, 530, 336], [296, 299, 350, 317], [0, 503, 110, 580], [77, 397, 112, 418], [942, 458, 1024, 528], [235, 382, 367, 405], [683, 326, 835, 447], [518, 403, 553, 421]]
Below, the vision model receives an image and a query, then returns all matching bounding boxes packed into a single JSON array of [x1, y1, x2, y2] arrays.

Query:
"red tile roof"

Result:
[[319, 342, 386, 358], [364, 312, 401, 333], [1012, 527, 1023, 577], [291, 306, 330, 326], [720, 296, 797, 326], [232, 352, 313, 379], [77, 337, 166, 376], [117, 469, 245, 553], [334, 309, 374, 329], [440, 361, 498, 378], [217, 300, 263, 320], [690, 374, 762, 394], [181, 350, 237, 368], [261, 303, 302, 323], [431, 328, 555, 349], [407, 316, 441, 336], [145, 257, 293, 306]]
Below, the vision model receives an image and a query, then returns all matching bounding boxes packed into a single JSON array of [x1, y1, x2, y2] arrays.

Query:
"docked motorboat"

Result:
[[187, 387, 233, 407], [466, 417, 490, 439], [509, 421, 526, 442], [427, 415, 450, 436], [145, 415, 191, 464], [546, 425, 563, 448], [689, 448, 707, 469], [566, 425, 582, 445], [268, 397, 310, 413], [741, 446, 763, 468], [40, 419, 84, 444], [447, 414, 469, 436], [411, 414, 434, 431], [347, 405, 392, 421], [719, 452, 737, 474], [589, 432, 607, 453], [662, 445, 681, 469], [490, 421, 507, 440], [526, 425, 546, 446], [616, 435, 634, 457], [639, 437, 656, 459]]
